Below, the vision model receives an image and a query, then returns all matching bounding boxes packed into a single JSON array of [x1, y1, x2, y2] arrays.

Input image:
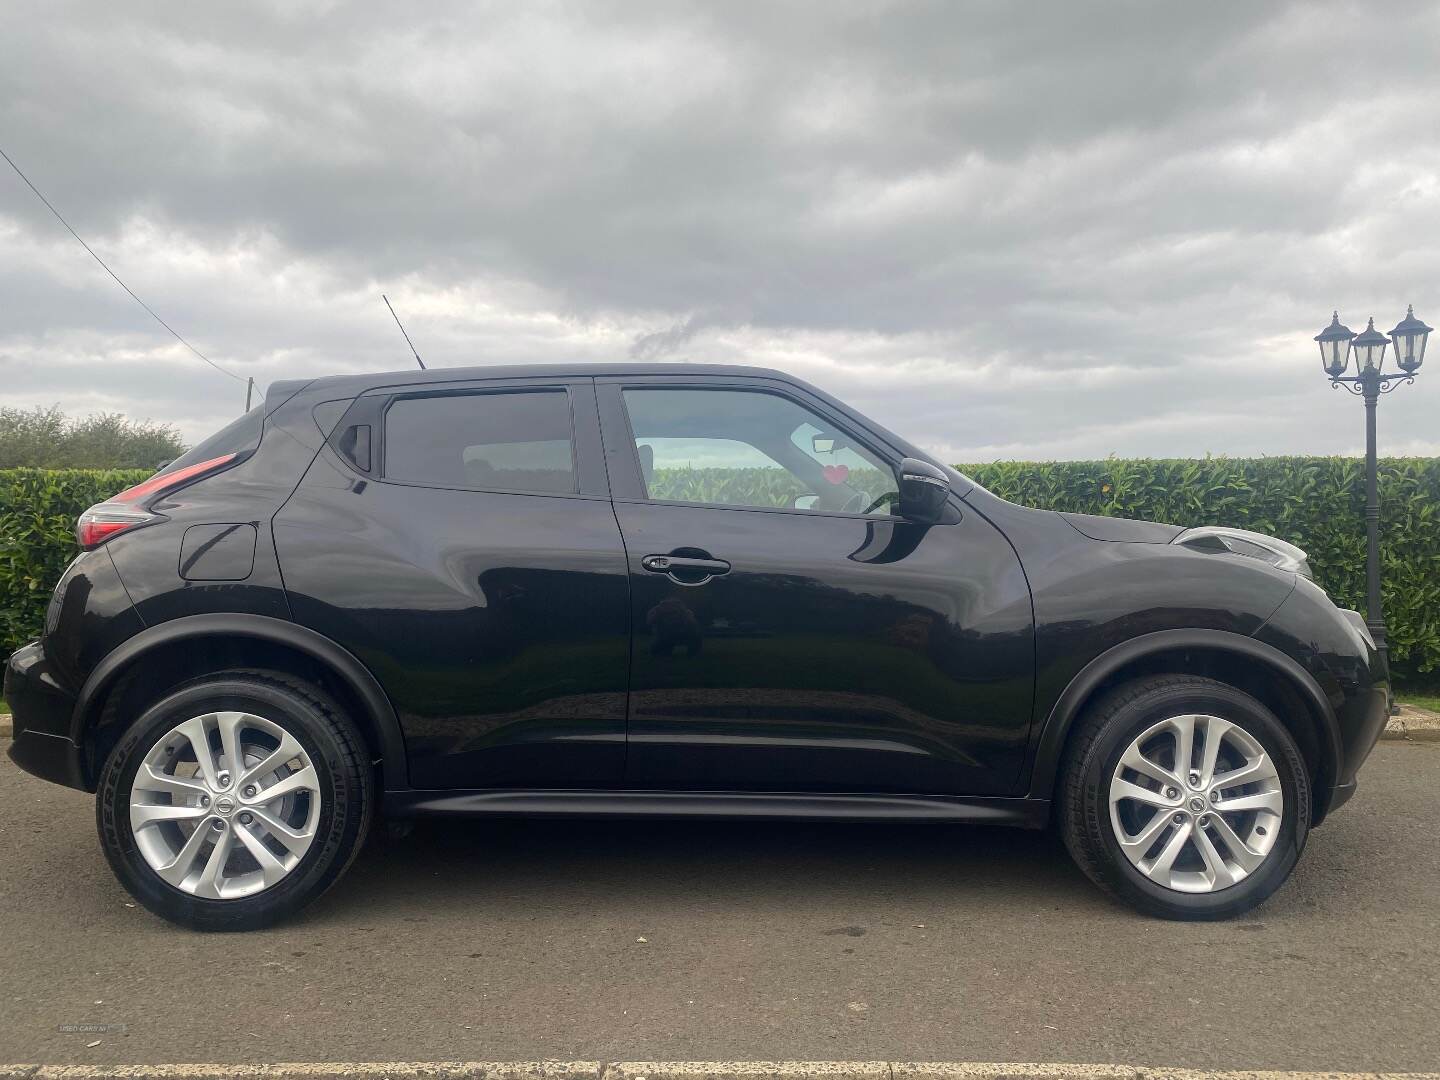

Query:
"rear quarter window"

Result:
[[161, 405, 264, 473]]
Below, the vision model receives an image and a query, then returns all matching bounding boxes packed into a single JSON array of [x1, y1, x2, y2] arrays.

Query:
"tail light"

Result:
[[76, 453, 238, 550]]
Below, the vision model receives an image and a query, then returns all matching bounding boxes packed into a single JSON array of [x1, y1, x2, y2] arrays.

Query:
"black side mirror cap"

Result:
[[897, 457, 952, 525]]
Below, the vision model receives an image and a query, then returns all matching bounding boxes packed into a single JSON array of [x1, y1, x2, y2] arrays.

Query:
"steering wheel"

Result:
[[840, 490, 873, 514]]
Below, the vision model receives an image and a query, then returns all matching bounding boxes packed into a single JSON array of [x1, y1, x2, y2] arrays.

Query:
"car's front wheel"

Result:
[[97, 670, 373, 931], [1060, 673, 1311, 920]]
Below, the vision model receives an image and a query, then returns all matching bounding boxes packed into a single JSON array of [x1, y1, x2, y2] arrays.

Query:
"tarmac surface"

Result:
[[1, 741, 1436, 1072]]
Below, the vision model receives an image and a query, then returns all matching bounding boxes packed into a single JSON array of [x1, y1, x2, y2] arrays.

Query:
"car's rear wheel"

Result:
[[97, 670, 372, 931], [1060, 673, 1310, 920]]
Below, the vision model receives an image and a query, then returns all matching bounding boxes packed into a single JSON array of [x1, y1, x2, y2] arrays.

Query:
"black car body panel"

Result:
[[968, 488, 1299, 719], [1059, 511, 1188, 544], [4, 641, 88, 788], [385, 786, 1050, 826], [104, 388, 323, 628], [1255, 576, 1390, 792], [273, 376, 630, 790], [273, 451, 632, 790], [6, 363, 1389, 834], [42, 548, 148, 695], [957, 485, 1384, 821], [594, 375, 1034, 796]]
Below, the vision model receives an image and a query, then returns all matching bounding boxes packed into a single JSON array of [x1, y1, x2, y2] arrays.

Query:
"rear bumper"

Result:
[[4, 642, 88, 791]]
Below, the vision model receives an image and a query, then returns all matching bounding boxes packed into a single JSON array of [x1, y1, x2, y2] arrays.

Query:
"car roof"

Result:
[[273, 362, 797, 400]]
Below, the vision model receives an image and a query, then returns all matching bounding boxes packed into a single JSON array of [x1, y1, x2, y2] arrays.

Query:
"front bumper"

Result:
[[4, 642, 88, 791], [1256, 580, 1392, 825], [1321, 681, 1390, 821]]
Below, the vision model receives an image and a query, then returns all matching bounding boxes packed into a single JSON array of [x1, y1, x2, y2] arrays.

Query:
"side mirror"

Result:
[[896, 457, 950, 525]]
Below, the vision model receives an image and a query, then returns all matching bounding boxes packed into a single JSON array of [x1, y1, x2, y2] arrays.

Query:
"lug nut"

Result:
[[238, 812, 254, 826], [1173, 812, 1186, 824], [1165, 787, 1179, 799], [210, 819, 226, 832], [1210, 790, 1221, 803], [216, 771, 232, 788], [199, 794, 210, 808], [1197, 814, 1211, 827], [243, 785, 257, 798], [1187, 771, 1202, 788]]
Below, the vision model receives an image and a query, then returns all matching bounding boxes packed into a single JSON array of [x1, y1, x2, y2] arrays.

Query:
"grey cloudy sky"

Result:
[[3, 0, 1438, 461]]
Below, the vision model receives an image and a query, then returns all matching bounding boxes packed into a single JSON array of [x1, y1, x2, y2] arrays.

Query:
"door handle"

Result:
[[641, 553, 732, 582]]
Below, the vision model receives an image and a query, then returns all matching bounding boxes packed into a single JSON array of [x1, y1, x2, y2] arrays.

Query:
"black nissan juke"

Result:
[[4, 364, 1390, 929]]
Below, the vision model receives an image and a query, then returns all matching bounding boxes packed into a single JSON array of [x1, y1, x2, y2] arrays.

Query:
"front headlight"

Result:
[[1171, 526, 1312, 579]]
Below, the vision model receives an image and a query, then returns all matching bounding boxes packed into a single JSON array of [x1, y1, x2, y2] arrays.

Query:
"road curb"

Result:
[[0, 1062, 1437, 1080], [0, 1067, 601, 1080], [1387, 705, 1440, 740]]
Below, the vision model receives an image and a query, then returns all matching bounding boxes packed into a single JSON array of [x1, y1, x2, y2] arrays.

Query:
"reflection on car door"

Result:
[[275, 378, 631, 789], [596, 376, 1035, 796]]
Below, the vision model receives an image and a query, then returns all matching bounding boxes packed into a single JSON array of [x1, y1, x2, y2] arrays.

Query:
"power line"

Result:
[[0, 143, 247, 384]]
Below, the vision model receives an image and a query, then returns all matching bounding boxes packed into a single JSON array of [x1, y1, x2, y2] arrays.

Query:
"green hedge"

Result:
[[3, 459, 1438, 677], [649, 465, 892, 508], [1, 468, 147, 657]]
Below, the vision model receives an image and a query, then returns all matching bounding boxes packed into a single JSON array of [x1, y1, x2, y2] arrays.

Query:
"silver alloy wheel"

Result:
[[1108, 713, 1283, 893], [128, 711, 322, 899]]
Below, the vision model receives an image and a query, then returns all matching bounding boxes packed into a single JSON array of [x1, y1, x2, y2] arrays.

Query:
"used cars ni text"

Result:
[[5, 365, 1389, 928]]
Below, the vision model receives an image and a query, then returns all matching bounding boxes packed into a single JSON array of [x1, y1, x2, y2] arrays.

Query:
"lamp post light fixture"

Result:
[[1314, 306, 1431, 677]]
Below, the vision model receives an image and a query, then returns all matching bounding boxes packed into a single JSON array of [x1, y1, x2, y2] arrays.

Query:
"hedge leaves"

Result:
[[1, 469, 148, 659]]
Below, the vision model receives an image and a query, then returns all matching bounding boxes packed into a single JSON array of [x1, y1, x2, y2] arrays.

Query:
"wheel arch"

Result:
[[1029, 628, 1344, 823], [72, 613, 409, 792]]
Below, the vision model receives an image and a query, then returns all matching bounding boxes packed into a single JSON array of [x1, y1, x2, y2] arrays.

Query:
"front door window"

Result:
[[622, 388, 899, 516]]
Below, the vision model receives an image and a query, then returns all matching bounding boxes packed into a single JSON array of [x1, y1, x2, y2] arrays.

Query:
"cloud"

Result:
[[630, 313, 725, 360], [2, 0, 1438, 459]]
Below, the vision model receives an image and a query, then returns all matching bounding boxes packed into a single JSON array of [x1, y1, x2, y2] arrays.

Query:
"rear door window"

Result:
[[383, 389, 576, 494]]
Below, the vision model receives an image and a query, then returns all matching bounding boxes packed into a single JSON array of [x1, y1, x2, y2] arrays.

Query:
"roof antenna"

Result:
[[383, 294, 426, 369]]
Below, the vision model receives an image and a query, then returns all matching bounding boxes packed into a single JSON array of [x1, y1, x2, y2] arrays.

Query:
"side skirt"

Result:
[[386, 788, 1051, 828]]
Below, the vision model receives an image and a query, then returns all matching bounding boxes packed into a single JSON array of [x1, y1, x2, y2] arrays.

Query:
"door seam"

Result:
[[591, 377, 636, 783]]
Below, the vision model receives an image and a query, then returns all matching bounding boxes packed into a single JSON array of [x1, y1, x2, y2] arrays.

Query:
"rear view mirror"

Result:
[[811, 434, 836, 454], [897, 457, 950, 525]]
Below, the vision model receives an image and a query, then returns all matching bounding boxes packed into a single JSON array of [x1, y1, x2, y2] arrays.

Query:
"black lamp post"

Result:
[[1315, 307, 1431, 676]]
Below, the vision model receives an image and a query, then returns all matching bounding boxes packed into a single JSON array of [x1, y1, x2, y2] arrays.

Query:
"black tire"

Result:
[[97, 670, 373, 931], [1060, 674, 1311, 920]]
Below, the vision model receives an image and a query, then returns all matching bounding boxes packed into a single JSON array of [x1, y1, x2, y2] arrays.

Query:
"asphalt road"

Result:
[[0, 742, 1437, 1072]]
